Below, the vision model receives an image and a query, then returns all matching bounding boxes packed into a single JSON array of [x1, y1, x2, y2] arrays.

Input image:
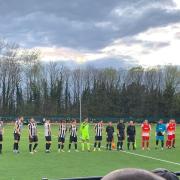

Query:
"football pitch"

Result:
[[0, 124, 179, 180]]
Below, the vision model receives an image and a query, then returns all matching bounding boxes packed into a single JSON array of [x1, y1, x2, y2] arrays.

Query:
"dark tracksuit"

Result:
[[117, 123, 125, 150], [127, 125, 136, 150]]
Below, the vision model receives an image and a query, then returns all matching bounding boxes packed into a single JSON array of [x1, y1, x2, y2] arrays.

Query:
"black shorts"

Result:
[[29, 135, 38, 143], [118, 134, 125, 141], [58, 137, 65, 143], [107, 136, 113, 142], [95, 136, 102, 141], [45, 136, 51, 141], [14, 133, 20, 141], [0, 134, 3, 141], [128, 136, 135, 143], [69, 136, 77, 143]]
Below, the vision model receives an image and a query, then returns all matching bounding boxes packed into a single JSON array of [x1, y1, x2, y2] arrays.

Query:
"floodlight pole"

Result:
[[79, 65, 82, 124], [77, 56, 84, 124]]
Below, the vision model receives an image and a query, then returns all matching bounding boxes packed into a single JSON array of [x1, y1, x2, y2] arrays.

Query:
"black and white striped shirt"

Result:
[[95, 123, 103, 136], [14, 120, 22, 134], [28, 123, 37, 136], [69, 124, 77, 137], [44, 122, 51, 136], [0, 122, 3, 135], [59, 124, 67, 138]]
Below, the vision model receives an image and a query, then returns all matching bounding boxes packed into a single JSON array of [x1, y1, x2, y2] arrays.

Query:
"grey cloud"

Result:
[[0, 0, 179, 51], [122, 38, 170, 50]]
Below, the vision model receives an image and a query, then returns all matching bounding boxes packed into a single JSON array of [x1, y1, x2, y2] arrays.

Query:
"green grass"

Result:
[[0, 124, 179, 180]]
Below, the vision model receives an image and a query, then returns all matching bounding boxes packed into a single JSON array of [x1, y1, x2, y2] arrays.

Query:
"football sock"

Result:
[[45, 143, 48, 150], [58, 144, 61, 149], [147, 141, 149, 148], [69, 144, 71, 149], [120, 142, 123, 149], [16, 143, 19, 151], [161, 140, 164, 148], [29, 144, 32, 152], [156, 140, 159, 146], [0, 144, 2, 152], [48, 143, 51, 150], [169, 141, 172, 147], [106, 144, 108, 150], [132, 143, 135, 150], [172, 139, 175, 147], [94, 142, 97, 148], [81, 143, 85, 151], [75, 143, 77, 150], [87, 143, 90, 150], [166, 140, 168, 147], [98, 142, 101, 148], [142, 141, 145, 148], [13, 143, 16, 150], [33, 143, 38, 150], [117, 142, 120, 150], [121, 142, 123, 149], [127, 142, 130, 150], [109, 143, 112, 150], [61, 144, 64, 150]]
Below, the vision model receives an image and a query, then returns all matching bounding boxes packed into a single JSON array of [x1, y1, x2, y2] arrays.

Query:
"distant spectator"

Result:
[[152, 168, 179, 180]]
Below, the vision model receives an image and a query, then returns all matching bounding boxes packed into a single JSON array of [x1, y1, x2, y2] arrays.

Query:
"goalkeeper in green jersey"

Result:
[[80, 118, 90, 151]]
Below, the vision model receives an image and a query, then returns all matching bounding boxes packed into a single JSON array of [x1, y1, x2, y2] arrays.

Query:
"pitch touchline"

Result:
[[120, 150, 180, 166], [38, 133, 180, 166], [100, 144, 180, 166]]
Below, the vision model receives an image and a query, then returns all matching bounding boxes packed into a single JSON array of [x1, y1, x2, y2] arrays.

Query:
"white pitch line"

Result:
[[98, 144, 180, 166], [34, 133, 180, 166], [120, 150, 180, 166]]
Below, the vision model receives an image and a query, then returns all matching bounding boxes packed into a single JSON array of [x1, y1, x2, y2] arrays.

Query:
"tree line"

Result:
[[0, 40, 180, 118]]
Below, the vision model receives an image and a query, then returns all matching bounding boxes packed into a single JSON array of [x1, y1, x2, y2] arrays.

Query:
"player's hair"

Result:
[[102, 168, 164, 180]]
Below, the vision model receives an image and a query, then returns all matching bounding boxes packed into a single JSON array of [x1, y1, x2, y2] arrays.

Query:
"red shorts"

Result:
[[168, 135, 173, 141], [142, 136, 150, 141]]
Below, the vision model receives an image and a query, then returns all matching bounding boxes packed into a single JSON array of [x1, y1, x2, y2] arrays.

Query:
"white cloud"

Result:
[[101, 23, 180, 67], [38, 46, 107, 63], [173, 0, 180, 10], [36, 22, 180, 67]]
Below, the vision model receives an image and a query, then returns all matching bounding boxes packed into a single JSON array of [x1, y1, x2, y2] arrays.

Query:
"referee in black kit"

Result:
[[117, 120, 125, 151], [106, 122, 114, 151], [127, 121, 136, 150]]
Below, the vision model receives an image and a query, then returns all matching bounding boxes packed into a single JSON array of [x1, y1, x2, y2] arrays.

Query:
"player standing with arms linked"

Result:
[[93, 121, 103, 151], [44, 119, 52, 153], [13, 116, 24, 153], [141, 120, 151, 150], [117, 120, 125, 151], [58, 120, 67, 152], [127, 121, 136, 150], [155, 119, 166, 150], [28, 118, 38, 154], [0, 121, 4, 154], [106, 122, 114, 151], [68, 120, 78, 152], [80, 118, 90, 152]]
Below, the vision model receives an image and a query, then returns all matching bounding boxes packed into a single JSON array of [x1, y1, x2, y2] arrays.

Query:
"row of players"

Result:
[[0, 117, 177, 154]]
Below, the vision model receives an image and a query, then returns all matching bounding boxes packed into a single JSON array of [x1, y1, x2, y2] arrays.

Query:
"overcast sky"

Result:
[[0, 0, 180, 67]]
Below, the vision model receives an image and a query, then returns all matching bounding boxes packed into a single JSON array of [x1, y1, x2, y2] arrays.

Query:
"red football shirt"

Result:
[[141, 123, 151, 136]]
